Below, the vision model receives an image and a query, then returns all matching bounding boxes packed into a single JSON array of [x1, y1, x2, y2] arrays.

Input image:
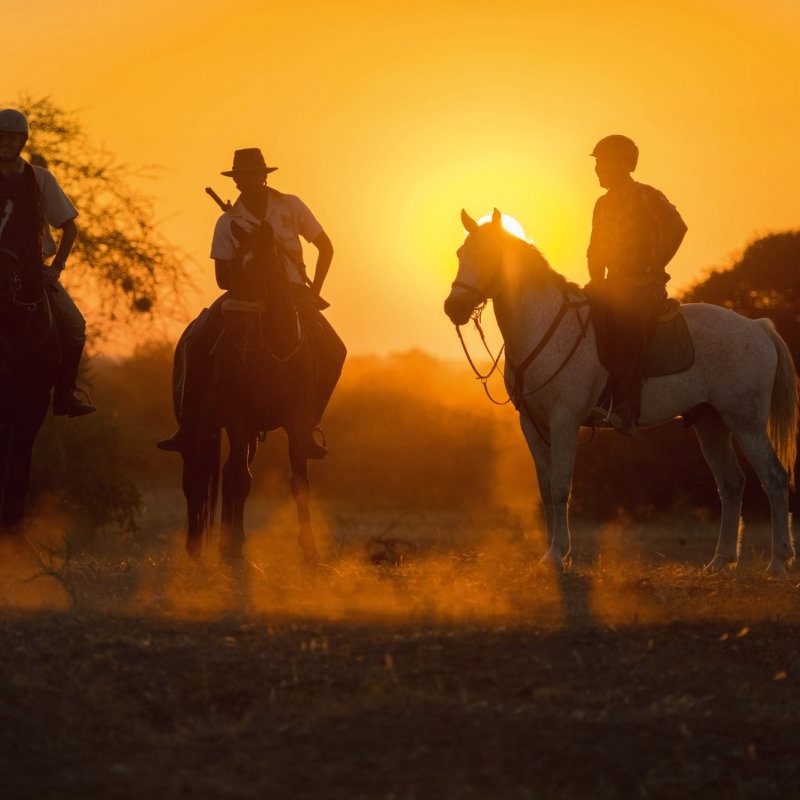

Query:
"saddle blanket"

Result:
[[595, 297, 695, 378]]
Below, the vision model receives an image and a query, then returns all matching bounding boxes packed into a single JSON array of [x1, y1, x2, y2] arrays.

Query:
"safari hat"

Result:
[[221, 148, 278, 177]]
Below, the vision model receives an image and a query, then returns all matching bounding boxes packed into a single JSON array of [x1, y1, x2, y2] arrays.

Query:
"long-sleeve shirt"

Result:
[[587, 180, 687, 288]]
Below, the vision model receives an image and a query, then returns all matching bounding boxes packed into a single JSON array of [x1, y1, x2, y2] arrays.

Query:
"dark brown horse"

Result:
[[174, 220, 325, 562], [0, 192, 59, 536]]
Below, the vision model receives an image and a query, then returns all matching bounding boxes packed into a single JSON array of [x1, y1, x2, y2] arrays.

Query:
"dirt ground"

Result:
[[0, 515, 798, 799]]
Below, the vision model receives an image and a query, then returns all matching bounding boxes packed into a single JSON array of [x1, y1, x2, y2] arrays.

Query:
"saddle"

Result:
[[592, 296, 695, 378]]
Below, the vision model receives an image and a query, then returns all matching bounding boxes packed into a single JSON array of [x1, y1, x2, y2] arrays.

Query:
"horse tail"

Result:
[[758, 318, 799, 489]]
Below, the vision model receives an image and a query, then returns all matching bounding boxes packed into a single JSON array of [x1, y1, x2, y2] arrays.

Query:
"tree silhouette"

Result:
[[13, 95, 191, 343], [683, 231, 800, 356]]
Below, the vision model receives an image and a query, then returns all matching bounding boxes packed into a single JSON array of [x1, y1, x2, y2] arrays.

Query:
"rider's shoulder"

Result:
[[632, 181, 668, 203], [29, 163, 59, 189]]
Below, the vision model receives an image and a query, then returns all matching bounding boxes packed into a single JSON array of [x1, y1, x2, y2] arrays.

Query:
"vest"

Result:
[[0, 163, 44, 267]]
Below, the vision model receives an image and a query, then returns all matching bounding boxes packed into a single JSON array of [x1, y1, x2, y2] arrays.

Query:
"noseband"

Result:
[[450, 279, 489, 304]]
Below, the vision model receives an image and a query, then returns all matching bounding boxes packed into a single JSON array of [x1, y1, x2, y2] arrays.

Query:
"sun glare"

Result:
[[477, 213, 530, 242]]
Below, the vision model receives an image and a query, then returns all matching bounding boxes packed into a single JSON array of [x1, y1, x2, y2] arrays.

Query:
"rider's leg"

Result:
[[600, 283, 661, 433], [50, 281, 96, 417], [303, 309, 346, 459], [157, 323, 214, 452], [312, 314, 347, 423]]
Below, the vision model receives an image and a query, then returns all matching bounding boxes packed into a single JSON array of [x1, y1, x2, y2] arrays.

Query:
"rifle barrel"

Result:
[[205, 186, 231, 212]]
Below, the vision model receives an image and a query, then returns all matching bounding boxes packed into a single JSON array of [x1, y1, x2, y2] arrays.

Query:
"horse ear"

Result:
[[492, 208, 502, 226], [461, 209, 478, 234]]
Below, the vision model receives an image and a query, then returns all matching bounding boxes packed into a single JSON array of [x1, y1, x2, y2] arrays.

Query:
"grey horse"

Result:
[[445, 209, 797, 577]]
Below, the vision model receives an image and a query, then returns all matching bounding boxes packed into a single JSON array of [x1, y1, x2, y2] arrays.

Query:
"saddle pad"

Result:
[[642, 310, 694, 378], [592, 298, 695, 379]]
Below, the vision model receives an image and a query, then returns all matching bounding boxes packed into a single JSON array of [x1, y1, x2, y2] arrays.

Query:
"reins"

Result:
[[452, 274, 593, 446], [455, 301, 508, 405]]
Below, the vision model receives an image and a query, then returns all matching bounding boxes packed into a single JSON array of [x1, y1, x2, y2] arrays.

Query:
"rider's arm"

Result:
[[586, 199, 606, 283], [310, 230, 333, 294], [215, 258, 233, 290], [52, 218, 77, 271], [648, 189, 687, 270]]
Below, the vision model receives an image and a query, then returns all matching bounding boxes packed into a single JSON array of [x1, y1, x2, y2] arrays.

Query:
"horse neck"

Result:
[[492, 272, 571, 363]]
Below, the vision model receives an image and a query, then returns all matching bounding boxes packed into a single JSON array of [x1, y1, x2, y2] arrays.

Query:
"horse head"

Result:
[[230, 220, 279, 301], [444, 208, 510, 325], [445, 208, 557, 326]]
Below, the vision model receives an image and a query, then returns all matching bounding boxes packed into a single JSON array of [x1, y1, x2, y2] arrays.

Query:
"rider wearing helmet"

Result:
[[0, 108, 95, 416], [587, 134, 687, 434]]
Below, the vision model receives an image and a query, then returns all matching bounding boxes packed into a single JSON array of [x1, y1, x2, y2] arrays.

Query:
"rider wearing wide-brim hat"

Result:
[[587, 134, 687, 435], [0, 108, 95, 417], [157, 147, 346, 456]]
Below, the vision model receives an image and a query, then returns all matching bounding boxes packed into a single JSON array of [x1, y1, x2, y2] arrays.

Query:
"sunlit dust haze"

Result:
[[4, 0, 799, 357]]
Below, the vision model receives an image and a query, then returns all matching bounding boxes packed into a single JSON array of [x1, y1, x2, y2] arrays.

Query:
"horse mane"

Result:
[[508, 234, 582, 294]]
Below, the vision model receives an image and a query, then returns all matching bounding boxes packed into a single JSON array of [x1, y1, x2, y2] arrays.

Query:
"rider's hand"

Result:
[[44, 265, 62, 285]]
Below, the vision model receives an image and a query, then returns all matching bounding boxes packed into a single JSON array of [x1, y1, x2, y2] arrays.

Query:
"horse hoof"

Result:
[[186, 540, 203, 561], [703, 556, 736, 574], [301, 549, 322, 568], [766, 560, 789, 580], [537, 550, 566, 574]]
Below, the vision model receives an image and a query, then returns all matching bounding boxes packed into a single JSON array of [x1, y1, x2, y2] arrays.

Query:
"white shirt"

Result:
[[31, 164, 78, 259], [210, 188, 323, 285]]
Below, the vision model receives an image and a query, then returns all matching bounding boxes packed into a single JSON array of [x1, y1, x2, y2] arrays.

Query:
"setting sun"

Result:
[[477, 212, 530, 242]]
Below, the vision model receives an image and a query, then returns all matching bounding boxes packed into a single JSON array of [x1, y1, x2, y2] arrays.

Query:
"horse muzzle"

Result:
[[444, 286, 482, 326]]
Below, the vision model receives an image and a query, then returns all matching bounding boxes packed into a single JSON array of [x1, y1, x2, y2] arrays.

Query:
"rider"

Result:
[[0, 108, 95, 417], [586, 134, 686, 434], [157, 147, 345, 456]]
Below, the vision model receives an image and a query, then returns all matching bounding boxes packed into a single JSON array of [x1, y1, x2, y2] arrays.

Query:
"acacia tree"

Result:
[[14, 95, 191, 343]]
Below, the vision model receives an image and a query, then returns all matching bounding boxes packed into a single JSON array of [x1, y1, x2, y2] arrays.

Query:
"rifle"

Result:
[[203, 186, 331, 311], [205, 186, 232, 212]]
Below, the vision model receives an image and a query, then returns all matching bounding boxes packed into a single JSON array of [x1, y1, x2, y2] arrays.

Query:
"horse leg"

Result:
[[220, 426, 251, 562], [520, 411, 554, 549], [693, 407, 745, 572], [287, 417, 320, 564], [731, 425, 793, 577], [0, 424, 10, 531], [183, 456, 207, 560], [543, 418, 580, 569], [1, 395, 49, 535]]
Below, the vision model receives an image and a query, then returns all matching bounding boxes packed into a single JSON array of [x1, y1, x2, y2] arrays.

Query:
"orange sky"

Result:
[[3, 0, 800, 357]]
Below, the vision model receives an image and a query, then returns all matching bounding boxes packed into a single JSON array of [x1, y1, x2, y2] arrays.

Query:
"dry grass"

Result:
[[0, 512, 798, 798]]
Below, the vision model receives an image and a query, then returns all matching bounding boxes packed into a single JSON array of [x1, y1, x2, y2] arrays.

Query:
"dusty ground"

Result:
[[0, 515, 798, 799]]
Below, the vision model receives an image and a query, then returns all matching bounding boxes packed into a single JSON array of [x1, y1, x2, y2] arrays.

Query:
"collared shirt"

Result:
[[587, 180, 687, 287], [210, 188, 323, 285], [0, 163, 78, 259]]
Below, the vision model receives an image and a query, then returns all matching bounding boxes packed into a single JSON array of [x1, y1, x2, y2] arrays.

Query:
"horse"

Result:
[[444, 209, 798, 577], [0, 194, 60, 536], [174, 220, 324, 563]]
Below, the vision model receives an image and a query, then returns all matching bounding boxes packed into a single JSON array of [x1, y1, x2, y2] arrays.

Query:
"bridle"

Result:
[[451, 261, 591, 410]]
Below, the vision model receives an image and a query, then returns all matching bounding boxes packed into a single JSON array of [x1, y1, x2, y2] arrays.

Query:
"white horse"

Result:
[[444, 209, 798, 577]]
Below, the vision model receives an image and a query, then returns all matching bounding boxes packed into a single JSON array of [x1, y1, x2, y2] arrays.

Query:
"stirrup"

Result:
[[307, 427, 328, 460], [589, 402, 634, 436], [53, 388, 97, 417]]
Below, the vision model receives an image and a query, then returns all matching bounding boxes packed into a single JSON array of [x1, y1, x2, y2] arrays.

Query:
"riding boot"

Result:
[[52, 341, 96, 417]]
